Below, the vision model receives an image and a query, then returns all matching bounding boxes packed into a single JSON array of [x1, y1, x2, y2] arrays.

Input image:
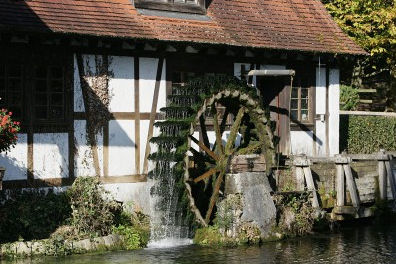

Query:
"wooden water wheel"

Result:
[[150, 75, 275, 227], [183, 89, 275, 227]]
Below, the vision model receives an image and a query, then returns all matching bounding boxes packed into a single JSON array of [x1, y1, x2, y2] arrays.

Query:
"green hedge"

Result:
[[340, 115, 396, 154]]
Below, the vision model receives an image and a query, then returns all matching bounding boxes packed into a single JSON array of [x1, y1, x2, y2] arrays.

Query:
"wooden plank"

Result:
[[336, 164, 345, 206], [343, 164, 360, 207], [385, 160, 396, 200], [295, 166, 305, 191], [340, 111, 396, 117], [303, 166, 319, 208], [143, 58, 164, 174], [357, 89, 376, 93], [189, 135, 219, 161], [2, 174, 147, 189], [27, 131, 34, 186], [134, 57, 140, 174], [378, 160, 387, 200], [359, 99, 373, 104], [194, 168, 218, 183], [103, 122, 109, 177]]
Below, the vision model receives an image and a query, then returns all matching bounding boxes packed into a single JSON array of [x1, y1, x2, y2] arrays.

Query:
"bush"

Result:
[[0, 109, 20, 153], [0, 190, 71, 243], [340, 85, 359, 111], [340, 115, 396, 153], [67, 177, 122, 237]]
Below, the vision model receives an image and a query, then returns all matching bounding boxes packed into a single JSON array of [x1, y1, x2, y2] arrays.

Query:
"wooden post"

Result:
[[336, 165, 345, 206], [295, 167, 305, 191], [303, 167, 320, 208], [385, 156, 396, 200], [343, 163, 360, 208], [377, 150, 388, 200]]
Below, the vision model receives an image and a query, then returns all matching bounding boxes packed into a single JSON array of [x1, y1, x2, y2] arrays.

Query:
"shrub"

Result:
[[0, 190, 71, 243], [340, 115, 396, 153], [67, 177, 121, 237], [340, 85, 359, 111], [0, 109, 20, 153]]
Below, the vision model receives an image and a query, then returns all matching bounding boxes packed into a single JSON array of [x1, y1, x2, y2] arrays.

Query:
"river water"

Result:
[[7, 220, 396, 264]]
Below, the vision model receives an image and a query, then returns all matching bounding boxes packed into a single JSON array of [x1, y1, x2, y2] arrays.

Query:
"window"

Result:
[[0, 64, 24, 120], [33, 65, 66, 122], [135, 0, 206, 14], [290, 86, 312, 123]]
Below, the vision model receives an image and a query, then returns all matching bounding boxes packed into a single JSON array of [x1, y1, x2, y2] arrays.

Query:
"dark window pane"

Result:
[[51, 93, 63, 105], [291, 87, 298, 98], [35, 106, 48, 119], [50, 67, 63, 79], [301, 99, 308, 109], [301, 88, 309, 99], [291, 110, 298, 120], [35, 80, 47, 92], [9, 92, 22, 105], [50, 80, 63, 92], [301, 110, 309, 121], [0, 79, 5, 91], [50, 106, 63, 119], [0, 65, 4, 77], [35, 93, 48, 105], [8, 79, 22, 91], [35, 66, 47, 78], [290, 99, 298, 110], [8, 65, 21, 77]]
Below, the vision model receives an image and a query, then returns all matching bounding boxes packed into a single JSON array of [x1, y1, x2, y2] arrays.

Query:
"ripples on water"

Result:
[[8, 221, 396, 264]]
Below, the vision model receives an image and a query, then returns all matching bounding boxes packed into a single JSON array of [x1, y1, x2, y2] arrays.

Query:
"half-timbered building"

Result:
[[0, 0, 365, 211]]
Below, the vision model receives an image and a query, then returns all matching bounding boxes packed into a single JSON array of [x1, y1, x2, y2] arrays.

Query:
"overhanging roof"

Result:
[[0, 0, 366, 55]]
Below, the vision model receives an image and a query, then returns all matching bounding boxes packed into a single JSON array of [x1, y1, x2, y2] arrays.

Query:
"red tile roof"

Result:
[[0, 0, 366, 55]]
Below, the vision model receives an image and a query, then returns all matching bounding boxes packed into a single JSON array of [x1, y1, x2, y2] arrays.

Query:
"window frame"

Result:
[[135, 0, 206, 15], [290, 86, 313, 124]]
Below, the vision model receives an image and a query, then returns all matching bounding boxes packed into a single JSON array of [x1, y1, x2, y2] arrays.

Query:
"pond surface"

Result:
[[9, 220, 396, 264]]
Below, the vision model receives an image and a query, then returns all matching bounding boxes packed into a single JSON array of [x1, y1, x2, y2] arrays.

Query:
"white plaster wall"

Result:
[[103, 182, 151, 215], [108, 56, 134, 112], [290, 131, 314, 156], [140, 120, 161, 174], [74, 120, 104, 177], [0, 134, 28, 181], [316, 67, 327, 156], [73, 54, 84, 112], [329, 69, 340, 156], [108, 120, 135, 176], [139, 58, 166, 113], [33, 133, 69, 179]]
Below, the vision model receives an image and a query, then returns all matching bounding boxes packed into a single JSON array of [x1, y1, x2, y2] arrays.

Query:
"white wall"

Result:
[[290, 131, 314, 156], [315, 67, 327, 156], [0, 134, 28, 181], [329, 69, 340, 156]]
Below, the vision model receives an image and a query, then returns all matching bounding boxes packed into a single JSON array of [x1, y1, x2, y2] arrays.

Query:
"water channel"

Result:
[[7, 219, 396, 264]]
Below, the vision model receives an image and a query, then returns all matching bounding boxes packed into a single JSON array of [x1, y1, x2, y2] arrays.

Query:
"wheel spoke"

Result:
[[220, 109, 229, 134], [213, 108, 224, 155], [205, 170, 225, 224], [199, 115, 211, 149], [225, 107, 245, 155], [194, 167, 219, 183], [189, 135, 219, 161]]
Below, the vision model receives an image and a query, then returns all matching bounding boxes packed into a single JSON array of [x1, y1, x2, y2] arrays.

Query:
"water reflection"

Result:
[[6, 221, 396, 264]]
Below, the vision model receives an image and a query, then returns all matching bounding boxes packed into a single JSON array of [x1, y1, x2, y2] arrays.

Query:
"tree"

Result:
[[323, 0, 396, 110]]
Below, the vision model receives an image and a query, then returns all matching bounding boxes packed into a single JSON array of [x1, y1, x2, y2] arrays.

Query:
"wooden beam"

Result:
[[134, 57, 140, 174], [336, 164, 345, 206], [385, 159, 395, 200], [295, 167, 305, 191], [344, 164, 360, 208], [303, 167, 320, 208], [143, 57, 164, 174], [378, 160, 387, 200]]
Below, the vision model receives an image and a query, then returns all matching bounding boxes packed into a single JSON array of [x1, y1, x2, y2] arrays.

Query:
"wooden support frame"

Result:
[[293, 155, 319, 208], [335, 154, 360, 208]]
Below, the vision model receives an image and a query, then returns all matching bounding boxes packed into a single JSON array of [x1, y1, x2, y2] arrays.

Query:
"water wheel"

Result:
[[149, 75, 275, 228]]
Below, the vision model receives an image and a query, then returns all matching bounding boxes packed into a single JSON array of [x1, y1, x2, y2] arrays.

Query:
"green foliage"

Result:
[[323, 0, 396, 109], [340, 115, 396, 153], [340, 85, 360, 110], [0, 190, 71, 243], [67, 177, 122, 237], [112, 225, 145, 250]]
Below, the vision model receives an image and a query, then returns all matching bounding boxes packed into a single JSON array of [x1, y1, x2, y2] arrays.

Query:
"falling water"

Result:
[[147, 160, 192, 248]]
